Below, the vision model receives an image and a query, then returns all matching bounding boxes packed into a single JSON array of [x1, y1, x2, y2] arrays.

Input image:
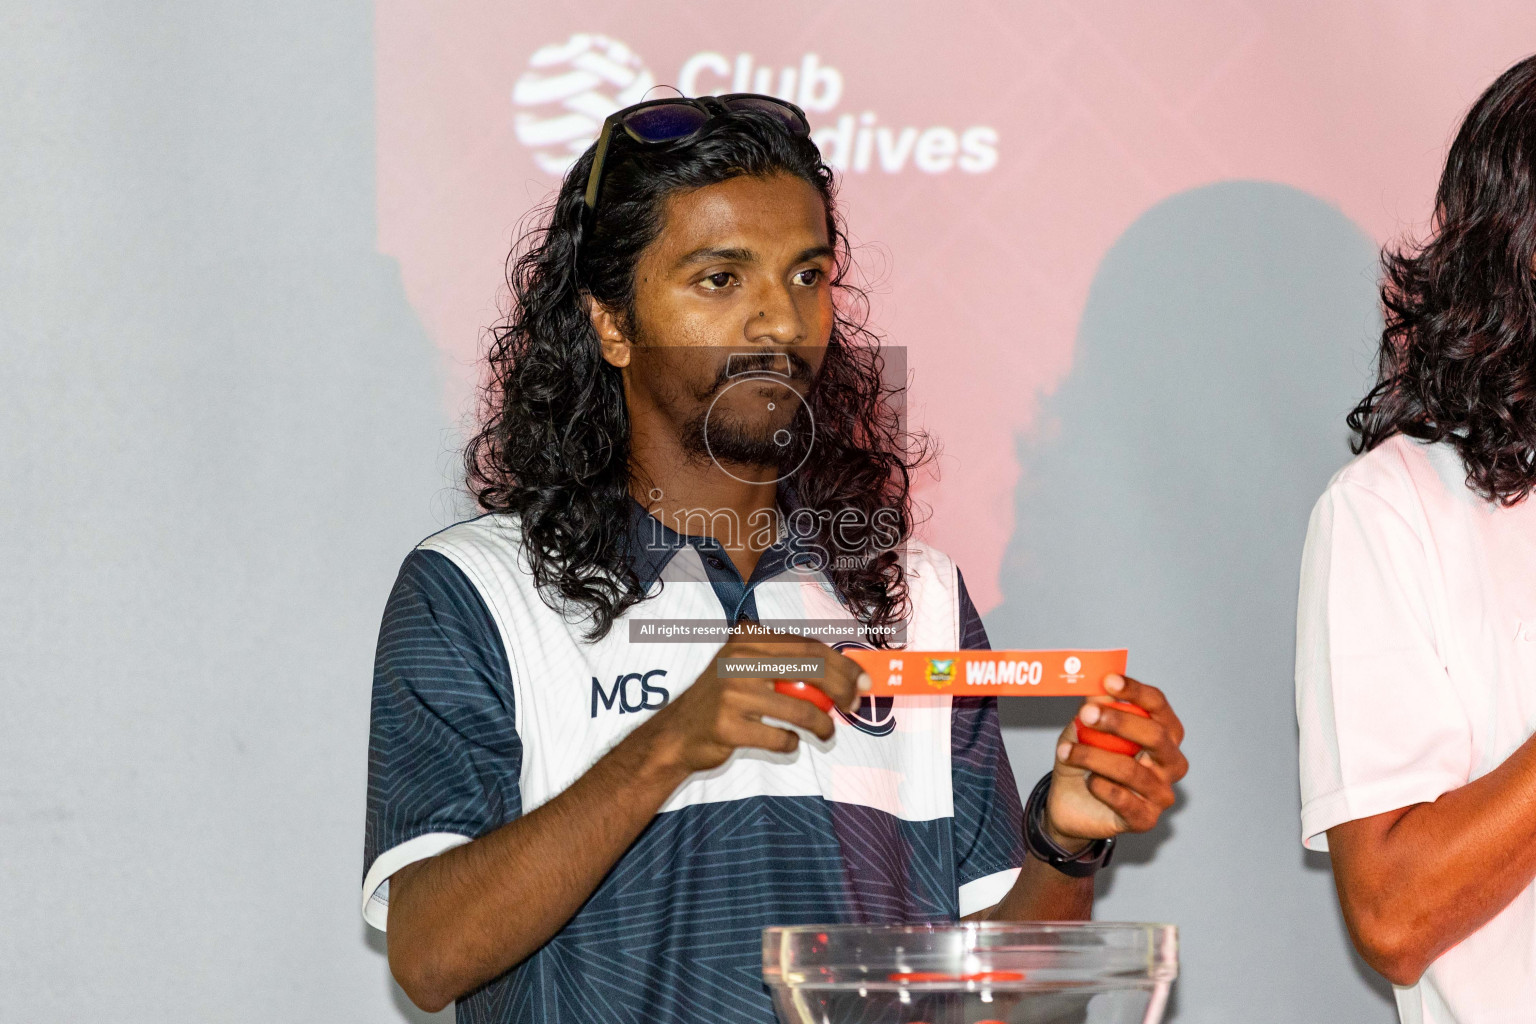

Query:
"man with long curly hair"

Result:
[[361, 96, 1187, 1022], [1297, 54, 1536, 1024]]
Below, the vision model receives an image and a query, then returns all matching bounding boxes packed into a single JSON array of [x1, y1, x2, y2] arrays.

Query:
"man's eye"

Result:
[[701, 272, 734, 290], [794, 268, 823, 286]]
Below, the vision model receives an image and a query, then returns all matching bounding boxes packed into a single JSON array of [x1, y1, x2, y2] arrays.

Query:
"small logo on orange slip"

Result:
[[925, 658, 955, 687]]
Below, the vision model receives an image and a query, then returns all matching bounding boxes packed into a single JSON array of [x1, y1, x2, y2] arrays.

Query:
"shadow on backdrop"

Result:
[[989, 182, 1395, 1020]]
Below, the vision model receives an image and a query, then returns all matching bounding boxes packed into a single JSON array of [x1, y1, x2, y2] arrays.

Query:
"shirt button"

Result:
[[706, 555, 727, 570]]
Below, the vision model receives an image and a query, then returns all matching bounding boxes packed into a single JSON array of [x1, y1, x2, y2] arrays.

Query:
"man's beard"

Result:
[[679, 350, 817, 471], [680, 403, 812, 469]]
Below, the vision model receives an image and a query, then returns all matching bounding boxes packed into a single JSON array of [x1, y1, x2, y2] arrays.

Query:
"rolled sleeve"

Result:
[[362, 549, 522, 928], [1295, 479, 1470, 850]]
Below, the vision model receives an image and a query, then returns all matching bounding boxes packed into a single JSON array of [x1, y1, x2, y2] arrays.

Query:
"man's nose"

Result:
[[745, 282, 805, 344]]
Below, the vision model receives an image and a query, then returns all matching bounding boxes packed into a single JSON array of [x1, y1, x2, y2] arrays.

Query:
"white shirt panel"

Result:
[[424, 524, 961, 823]]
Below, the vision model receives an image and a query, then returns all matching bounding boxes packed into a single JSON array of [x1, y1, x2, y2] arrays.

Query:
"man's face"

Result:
[[598, 172, 835, 477]]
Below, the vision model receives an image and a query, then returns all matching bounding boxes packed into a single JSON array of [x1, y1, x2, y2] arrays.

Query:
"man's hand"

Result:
[[639, 624, 870, 774], [1048, 674, 1187, 845], [384, 627, 865, 1012]]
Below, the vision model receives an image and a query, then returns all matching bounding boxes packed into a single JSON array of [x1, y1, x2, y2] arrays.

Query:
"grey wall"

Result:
[[2, 4, 456, 1021], [3, 6, 1391, 1023]]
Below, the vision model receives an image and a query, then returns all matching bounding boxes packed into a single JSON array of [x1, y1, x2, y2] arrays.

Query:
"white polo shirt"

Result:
[[1296, 434, 1536, 1024]]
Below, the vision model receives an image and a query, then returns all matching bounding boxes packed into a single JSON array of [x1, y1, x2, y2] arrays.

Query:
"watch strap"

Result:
[[1023, 772, 1115, 877]]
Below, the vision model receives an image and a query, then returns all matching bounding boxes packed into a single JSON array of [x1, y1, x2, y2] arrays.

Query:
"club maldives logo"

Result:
[[512, 34, 659, 174], [511, 33, 998, 177]]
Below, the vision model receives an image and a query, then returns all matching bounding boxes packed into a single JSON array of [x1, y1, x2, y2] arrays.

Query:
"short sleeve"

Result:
[[950, 568, 1026, 915], [1295, 479, 1470, 851], [361, 549, 522, 929]]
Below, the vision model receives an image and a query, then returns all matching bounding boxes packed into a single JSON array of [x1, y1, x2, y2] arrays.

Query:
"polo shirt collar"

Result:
[[624, 483, 816, 594]]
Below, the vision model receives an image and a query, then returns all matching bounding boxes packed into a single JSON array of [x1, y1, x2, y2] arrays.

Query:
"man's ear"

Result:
[[587, 295, 631, 368]]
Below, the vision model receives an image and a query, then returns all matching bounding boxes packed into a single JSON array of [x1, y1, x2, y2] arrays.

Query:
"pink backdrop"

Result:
[[375, 0, 1536, 611]]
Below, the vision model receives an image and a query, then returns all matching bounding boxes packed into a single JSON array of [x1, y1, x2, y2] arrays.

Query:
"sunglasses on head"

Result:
[[582, 94, 812, 218]]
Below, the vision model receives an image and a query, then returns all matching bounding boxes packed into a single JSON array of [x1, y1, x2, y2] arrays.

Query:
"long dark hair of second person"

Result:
[[465, 110, 931, 642], [1349, 53, 1536, 505]]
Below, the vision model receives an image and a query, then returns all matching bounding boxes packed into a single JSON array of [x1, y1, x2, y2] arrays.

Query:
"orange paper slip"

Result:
[[841, 649, 1128, 697]]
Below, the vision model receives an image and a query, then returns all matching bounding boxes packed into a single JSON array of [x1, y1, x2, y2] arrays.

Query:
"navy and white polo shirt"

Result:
[[362, 497, 1025, 1024]]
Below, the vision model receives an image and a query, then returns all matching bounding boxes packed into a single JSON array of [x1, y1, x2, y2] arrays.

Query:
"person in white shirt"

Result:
[[1296, 52, 1536, 1024]]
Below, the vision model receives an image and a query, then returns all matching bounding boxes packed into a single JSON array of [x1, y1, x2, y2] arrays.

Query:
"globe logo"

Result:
[[512, 34, 657, 175]]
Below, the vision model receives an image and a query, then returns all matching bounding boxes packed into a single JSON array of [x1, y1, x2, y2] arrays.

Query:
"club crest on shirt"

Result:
[[833, 641, 896, 737], [925, 658, 955, 687]]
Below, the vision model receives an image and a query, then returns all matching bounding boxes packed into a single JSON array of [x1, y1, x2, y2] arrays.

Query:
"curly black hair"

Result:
[[465, 108, 931, 641], [1349, 54, 1536, 505]]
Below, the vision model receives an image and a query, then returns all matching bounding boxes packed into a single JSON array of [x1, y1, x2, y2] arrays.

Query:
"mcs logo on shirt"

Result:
[[591, 669, 670, 717]]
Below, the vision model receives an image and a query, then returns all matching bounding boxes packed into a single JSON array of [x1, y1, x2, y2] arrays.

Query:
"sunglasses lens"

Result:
[[721, 96, 810, 135], [623, 103, 710, 142]]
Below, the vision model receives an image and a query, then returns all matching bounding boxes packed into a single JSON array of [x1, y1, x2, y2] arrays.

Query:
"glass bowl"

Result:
[[763, 922, 1177, 1024]]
